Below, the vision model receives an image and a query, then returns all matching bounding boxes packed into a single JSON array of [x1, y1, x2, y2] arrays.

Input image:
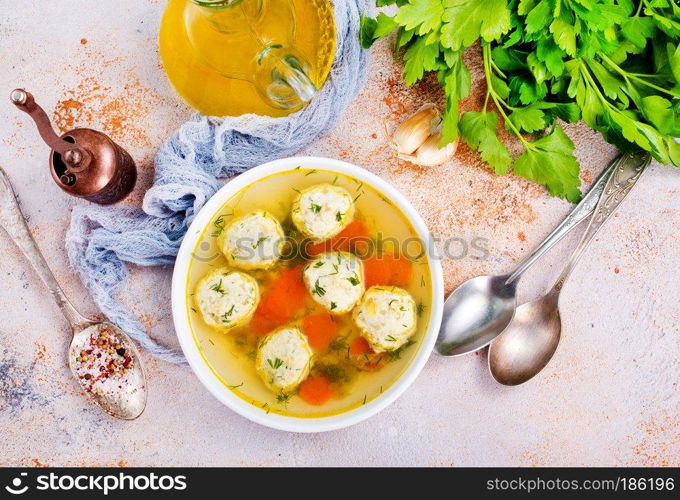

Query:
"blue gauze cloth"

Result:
[[65, 0, 369, 365]]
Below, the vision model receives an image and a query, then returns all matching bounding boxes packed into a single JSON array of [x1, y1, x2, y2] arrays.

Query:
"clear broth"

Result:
[[186, 168, 432, 418]]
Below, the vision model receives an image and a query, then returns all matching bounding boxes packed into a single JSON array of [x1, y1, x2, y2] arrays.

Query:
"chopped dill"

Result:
[[227, 382, 243, 390], [315, 363, 347, 383], [335, 211, 343, 222], [387, 339, 416, 361], [304, 169, 317, 176], [190, 307, 197, 313], [252, 236, 268, 249], [420, 275, 426, 287], [330, 301, 337, 311], [312, 279, 326, 296], [276, 393, 291, 405], [211, 215, 226, 237], [221, 304, 235, 322], [310, 202, 322, 213], [328, 335, 348, 352], [347, 274, 361, 286], [416, 302, 426, 317], [267, 357, 284, 369], [210, 279, 225, 295], [331, 175, 338, 185], [313, 260, 324, 268], [353, 193, 363, 203]]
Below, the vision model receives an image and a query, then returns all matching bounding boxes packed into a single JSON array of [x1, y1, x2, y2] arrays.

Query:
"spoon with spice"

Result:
[[0, 166, 146, 419]]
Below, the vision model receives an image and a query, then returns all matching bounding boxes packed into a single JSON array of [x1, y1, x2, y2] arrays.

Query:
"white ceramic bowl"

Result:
[[172, 156, 444, 432]]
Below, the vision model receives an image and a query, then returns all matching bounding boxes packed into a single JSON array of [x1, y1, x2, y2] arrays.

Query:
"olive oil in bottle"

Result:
[[160, 0, 336, 117]]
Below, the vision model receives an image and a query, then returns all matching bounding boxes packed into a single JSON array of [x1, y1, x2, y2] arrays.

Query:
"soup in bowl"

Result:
[[172, 157, 443, 432]]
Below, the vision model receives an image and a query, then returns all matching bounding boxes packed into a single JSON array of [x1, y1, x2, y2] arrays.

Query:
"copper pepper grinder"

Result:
[[10, 89, 137, 205]]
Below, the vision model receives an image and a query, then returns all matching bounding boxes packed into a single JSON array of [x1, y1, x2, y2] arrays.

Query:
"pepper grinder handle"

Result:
[[10, 89, 92, 173]]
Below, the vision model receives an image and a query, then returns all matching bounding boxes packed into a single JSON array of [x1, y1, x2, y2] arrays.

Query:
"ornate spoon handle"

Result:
[[505, 154, 624, 285], [0, 167, 90, 330], [552, 151, 651, 292]]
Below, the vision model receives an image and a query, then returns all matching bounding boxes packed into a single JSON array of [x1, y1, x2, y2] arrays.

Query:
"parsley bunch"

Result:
[[361, 0, 680, 201]]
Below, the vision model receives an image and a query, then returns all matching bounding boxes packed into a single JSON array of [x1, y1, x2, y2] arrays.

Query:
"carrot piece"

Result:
[[299, 375, 335, 406], [388, 255, 413, 286], [250, 265, 307, 335], [363, 256, 392, 288], [307, 219, 370, 256], [250, 303, 279, 335], [350, 336, 373, 356], [301, 313, 338, 352], [349, 337, 389, 371], [266, 265, 307, 318]]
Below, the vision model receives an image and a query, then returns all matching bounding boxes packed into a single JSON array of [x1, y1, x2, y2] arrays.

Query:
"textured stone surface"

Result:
[[0, 0, 678, 467]]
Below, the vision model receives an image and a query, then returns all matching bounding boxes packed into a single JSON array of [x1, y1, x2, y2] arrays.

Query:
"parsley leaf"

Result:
[[441, 0, 511, 50], [403, 36, 441, 85], [514, 127, 582, 202], [460, 111, 512, 174]]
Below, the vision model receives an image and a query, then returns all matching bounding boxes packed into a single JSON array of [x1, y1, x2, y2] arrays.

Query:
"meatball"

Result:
[[291, 184, 355, 241], [353, 286, 417, 352], [303, 251, 365, 314], [256, 326, 313, 393], [194, 268, 259, 329], [218, 210, 285, 270]]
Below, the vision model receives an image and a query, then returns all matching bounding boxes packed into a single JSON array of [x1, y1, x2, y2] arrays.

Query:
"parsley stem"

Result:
[[578, 62, 617, 112], [634, 0, 643, 16], [599, 53, 680, 99], [488, 54, 507, 79], [483, 45, 533, 149]]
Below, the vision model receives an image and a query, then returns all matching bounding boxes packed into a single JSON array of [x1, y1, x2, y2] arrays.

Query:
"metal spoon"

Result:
[[0, 167, 146, 419], [488, 151, 650, 385], [435, 155, 624, 357]]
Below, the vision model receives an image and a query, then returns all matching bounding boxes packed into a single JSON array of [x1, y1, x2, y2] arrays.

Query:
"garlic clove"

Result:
[[410, 132, 458, 167], [390, 104, 441, 155]]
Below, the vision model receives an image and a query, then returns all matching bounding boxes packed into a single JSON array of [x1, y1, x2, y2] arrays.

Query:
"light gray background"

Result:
[[0, 1, 677, 466]]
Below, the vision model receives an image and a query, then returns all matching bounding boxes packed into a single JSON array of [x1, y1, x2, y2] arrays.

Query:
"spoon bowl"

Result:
[[488, 292, 561, 385], [68, 322, 147, 420], [435, 275, 516, 356]]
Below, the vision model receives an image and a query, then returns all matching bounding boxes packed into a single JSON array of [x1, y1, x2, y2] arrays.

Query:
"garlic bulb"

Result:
[[399, 130, 457, 167], [388, 104, 441, 155]]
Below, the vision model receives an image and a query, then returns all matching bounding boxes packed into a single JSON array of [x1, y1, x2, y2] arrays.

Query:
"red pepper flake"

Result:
[[73, 325, 135, 396]]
